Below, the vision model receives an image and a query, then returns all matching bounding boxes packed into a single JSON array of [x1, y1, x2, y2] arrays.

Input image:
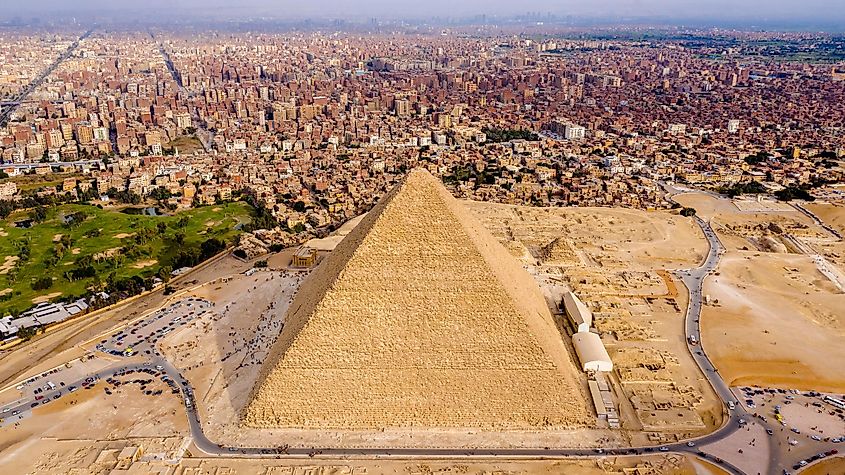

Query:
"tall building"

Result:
[[727, 119, 740, 134], [75, 123, 94, 144], [175, 112, 192, 130], [394, 98, 411, 117], [564, 124, 586, 140]]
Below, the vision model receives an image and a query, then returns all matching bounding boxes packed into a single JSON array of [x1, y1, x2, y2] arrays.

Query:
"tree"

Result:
[[172, 247, 201, 269], [157, 265, 172, 283], [199, 238, 226, 260], [17, 325, 40, 341], [0, 200, 13, 219], [774, 186, 815, 202], [254, 260, 268, 268], [31, 276, 54, 291], [32, 206, 48, 223]]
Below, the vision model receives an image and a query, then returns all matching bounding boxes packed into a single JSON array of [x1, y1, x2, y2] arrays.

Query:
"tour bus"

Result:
[[823, 395, 845, 410]]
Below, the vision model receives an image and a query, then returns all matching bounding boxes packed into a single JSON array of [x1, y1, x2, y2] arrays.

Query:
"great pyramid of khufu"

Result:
[[243, 169, 589, 429]]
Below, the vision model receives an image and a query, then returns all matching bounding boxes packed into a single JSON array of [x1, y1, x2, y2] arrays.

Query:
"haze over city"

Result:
[[0, 0, 843, 474], [1, 0, 844, 27]]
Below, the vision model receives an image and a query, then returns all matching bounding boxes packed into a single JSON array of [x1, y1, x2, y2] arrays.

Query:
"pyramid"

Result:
[[243, 169, 589, 429]]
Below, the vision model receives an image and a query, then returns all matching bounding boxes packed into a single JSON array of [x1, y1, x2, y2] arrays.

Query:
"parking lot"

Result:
[[0, 297, 211, 425], [96, 298, 212, 358], [735, 386, 844, 470]]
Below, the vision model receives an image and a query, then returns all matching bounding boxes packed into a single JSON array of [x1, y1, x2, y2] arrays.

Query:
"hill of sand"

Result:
[[244, 169, 589, 430]]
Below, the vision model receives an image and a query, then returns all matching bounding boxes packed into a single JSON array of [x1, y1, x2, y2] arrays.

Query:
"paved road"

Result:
[[149, 30, 214, 152], [662, 183, 845, 474], [792, 203, 842, 240], [0, 29, 93, 127]]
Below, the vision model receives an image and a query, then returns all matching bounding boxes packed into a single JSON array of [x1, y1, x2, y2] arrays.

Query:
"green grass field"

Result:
[[0, 201, 253, 315]]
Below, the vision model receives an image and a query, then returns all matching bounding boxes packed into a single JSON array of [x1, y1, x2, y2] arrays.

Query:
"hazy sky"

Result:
[[1, 0, 844, 24]]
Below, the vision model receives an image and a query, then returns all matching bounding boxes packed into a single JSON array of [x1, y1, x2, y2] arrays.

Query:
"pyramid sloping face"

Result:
[[243, 169, 590, 429]]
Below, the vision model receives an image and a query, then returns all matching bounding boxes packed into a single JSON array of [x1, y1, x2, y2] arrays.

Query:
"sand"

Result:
[[132, 259, 158, 269], [701, 251, 845, 392], [465, 201, 708, 269], [31, 291, 62, 304], [0, 256, 19, 275], [805, 202, 845, 236], [246, 169, 589, 430], [0, 375, 188, 474], [803, 456, 845, 475], [673, 191, 845, 392], [467, 200, 723, 438]]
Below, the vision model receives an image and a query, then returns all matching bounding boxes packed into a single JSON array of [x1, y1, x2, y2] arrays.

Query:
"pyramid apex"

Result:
[[404, 167, 436, 182], [243, 169, 589, 430]]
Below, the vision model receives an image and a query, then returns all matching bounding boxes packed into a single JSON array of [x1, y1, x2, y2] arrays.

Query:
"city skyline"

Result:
[[1, 0, 844, 27]]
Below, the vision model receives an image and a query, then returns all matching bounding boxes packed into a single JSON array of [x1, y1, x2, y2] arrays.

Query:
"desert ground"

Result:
[[804, 456, 845, 475], [702, 251, 845, 391], [466, 201, 723, 443], [675, 192, 845, 392]]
